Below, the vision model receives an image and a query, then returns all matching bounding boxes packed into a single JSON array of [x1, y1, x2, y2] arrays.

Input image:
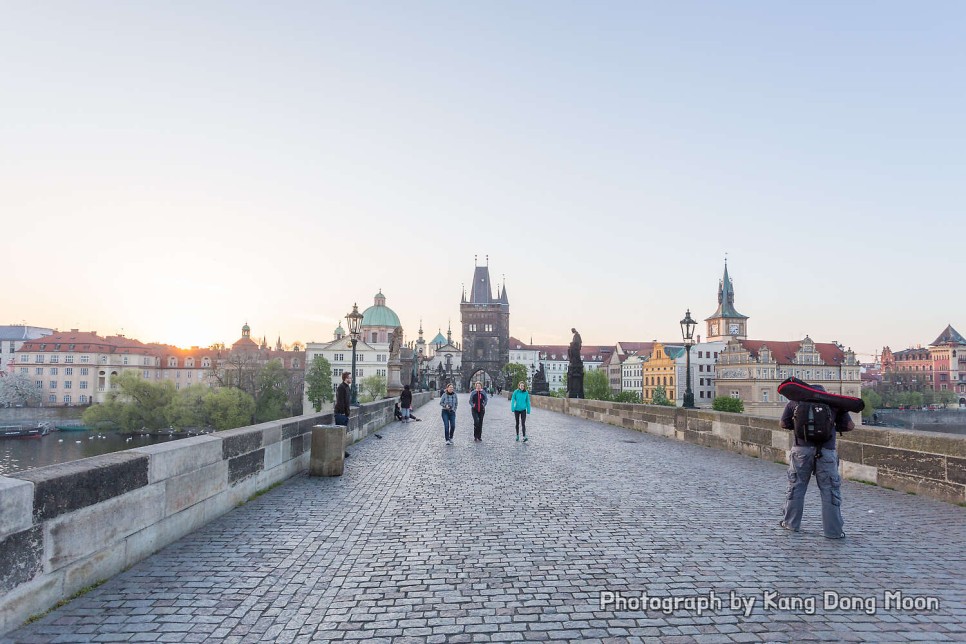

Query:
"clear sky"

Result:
[[2, 2, 963, 360]]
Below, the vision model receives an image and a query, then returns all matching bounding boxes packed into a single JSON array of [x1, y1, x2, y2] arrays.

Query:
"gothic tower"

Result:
[[460, 257, 510, 389], [705, 260, 749, 342]]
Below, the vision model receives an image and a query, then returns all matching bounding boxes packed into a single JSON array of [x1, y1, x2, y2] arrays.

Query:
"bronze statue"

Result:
[[567, 328, 584, 399]]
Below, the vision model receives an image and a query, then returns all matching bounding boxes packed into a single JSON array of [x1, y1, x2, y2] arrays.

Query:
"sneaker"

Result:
[[515, 435, 520, 442], [779, 520, 797, 532], [825, 532, 846, 539], [523, 436, 528, 442]]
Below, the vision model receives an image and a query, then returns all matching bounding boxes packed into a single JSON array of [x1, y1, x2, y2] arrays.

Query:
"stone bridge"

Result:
[[1, 394, 964, 642]]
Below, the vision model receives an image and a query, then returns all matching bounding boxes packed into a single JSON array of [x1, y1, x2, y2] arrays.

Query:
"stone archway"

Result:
[[466, 368, 494, 392]]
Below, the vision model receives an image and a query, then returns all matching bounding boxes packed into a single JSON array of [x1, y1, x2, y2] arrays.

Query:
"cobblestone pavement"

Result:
[[6, 396, 965, 643]]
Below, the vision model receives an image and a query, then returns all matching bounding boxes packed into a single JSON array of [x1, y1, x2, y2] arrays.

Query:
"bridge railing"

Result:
[[528, 396, 966, 505], [0, 391, 433, 634]]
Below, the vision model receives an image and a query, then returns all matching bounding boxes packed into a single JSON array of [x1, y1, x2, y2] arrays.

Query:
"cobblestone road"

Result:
[[6, 396, 965, 643]]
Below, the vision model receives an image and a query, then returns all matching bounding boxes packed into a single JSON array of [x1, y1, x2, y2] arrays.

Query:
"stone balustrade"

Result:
[[528, 396, 966, 504], [0, 392, 432, 633]]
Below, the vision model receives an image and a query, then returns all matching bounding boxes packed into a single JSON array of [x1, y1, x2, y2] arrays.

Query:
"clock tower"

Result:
[[705, 261, 748, 342]]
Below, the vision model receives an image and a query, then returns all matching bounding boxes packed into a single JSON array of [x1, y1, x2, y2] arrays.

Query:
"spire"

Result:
[[706, 259, 748, 322], [447, 320, 452, 344], [275, 336, 282, 351], [418, 319, 424, 336]]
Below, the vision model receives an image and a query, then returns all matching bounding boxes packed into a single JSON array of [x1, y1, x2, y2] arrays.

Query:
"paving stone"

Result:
[[5, 397, 964, 642]]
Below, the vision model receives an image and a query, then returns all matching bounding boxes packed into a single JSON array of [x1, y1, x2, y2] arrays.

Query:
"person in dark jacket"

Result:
[[469, 381, 489, 442], [440, 383, 458, 445], [400, 385, 413, 422], [334, 372, 351, 426], [778, 384, 854, 538]]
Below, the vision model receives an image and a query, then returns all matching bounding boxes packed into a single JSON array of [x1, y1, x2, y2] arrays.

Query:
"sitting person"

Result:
[[393, 402, 403, 421]]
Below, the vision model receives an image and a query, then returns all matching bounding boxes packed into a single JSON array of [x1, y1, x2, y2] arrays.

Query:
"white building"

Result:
[[508, 337, 609, 392], [670, 341, 726, 407], [422, 325, 462, 390], [0, 325, 54, 375], [620, 353, 645, 399]]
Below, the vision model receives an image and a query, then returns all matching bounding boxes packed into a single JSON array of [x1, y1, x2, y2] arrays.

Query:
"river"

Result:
[[0, 428, 195, 476]]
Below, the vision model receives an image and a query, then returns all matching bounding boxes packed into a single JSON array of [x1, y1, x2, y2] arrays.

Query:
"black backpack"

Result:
[[793, 402, 834, 446]]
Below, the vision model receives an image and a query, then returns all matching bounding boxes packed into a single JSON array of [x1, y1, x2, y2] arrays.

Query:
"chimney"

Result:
[[70, 329, 78, 333]]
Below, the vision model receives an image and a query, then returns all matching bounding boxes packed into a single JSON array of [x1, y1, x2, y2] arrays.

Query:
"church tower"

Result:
[[460, 256, 510, 390], [705, 261, 749, 342]]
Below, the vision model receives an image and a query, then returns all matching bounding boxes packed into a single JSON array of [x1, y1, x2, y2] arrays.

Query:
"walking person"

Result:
[[400, 384, 413, 423], [469, 381, 489, 442], [440, 383, 458, 445], [334, 372, 352, 458], [510, 380, 531, 442], [779, 384, 854, 538]]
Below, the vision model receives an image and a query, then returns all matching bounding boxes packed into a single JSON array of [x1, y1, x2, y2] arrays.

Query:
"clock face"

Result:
[[710, 323, 718, 336], [729, 323, 740, 335]]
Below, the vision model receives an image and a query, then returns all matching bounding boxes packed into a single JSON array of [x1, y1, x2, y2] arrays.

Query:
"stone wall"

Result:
[[528, 396, 966, 505], [0, 392, 432, 634]]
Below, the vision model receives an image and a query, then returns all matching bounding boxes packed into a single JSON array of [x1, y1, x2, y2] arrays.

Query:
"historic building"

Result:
[[0, 325, 54, 375], [507, 337, 609, 392], [421, 323, 462, 391], [705, 261, 748, 342], [605, 341, 653, 394], [716, 337, 860, 418], [460, 260, 510, 389], [881, 325, 966, 399]]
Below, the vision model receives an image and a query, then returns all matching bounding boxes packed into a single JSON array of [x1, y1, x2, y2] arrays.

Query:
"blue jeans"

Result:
[[782, 446, 844, 538], [441, 409, 456, 440]]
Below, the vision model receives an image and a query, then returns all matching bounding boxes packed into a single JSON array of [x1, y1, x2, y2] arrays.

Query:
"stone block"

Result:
[[281, 421, 300, 440], [62, 544, 126, 599], [132, 435, 222, 484], [712, 421, 741, 442], [740, 425, 772, 447], [835, 440, 862, 465], [124, 500, 208, 569], [888, 430, 966, 458], [202, 490, 234, 524], [740, 443, 762, 458], [841, 460, 876, 484], [262, 423, 283, 446], [0, 526, 43, 593], [290, 434, 309, 460], [771, 430, 793, 451], [263, 440, 284, 471], [877, 470, 966, 504], [45, 483, 165, 571], [228, 449, 265, 485], [948, 457, 966, 485], [0, 573, 62, 635], [227, 474, 261, 506], [745, 415, 776, 430], [760, 447, 787, 464], [845, 427, 891, 447], [688, 417, 713, 433], [221, 427, 263, 460], [18, 452, 149, 522], [0, 477, 33, 540], [862, 445, 946, 480], [165, 460, 228, 515]]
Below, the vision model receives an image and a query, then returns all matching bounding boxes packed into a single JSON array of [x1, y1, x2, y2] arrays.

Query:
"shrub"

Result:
[[712, 396, 744, 413]]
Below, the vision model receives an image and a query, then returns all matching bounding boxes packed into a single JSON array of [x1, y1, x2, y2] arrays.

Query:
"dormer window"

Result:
[[168, 357, 178, 367]]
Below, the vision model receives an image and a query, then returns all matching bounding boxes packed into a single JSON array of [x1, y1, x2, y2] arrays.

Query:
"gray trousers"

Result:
[[782, 445, 844, 538]]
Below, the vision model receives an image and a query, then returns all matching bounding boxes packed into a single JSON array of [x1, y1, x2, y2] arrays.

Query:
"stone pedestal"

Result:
[[309, 425, 345, 477], [567, 360, 585, 399], [387, 361, 403, 398]]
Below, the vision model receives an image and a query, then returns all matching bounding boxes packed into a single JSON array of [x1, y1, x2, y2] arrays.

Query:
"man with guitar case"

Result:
[[777, 379, 857, 539]]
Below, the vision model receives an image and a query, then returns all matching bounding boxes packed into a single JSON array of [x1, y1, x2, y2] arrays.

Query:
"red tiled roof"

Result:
[[18, 331, 164, 356], [738, 339, 845, 365]]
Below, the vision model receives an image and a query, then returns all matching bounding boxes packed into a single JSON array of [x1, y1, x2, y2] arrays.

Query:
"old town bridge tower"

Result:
[[460, 257, 509, 390]]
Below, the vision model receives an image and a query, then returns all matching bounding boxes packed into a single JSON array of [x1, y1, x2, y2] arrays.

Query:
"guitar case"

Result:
[[777, 377, 865, 413]]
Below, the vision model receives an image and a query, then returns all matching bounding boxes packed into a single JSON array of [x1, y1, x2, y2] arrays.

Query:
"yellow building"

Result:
[[642, 342, 678, 403]]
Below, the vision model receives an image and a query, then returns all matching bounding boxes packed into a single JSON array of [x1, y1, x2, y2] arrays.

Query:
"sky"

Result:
[[2, 1, 964, 360]]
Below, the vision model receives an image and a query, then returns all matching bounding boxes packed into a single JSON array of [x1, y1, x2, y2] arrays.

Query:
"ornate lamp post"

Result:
[[346, 303, 364, 406], [680, 309, 697, 409]]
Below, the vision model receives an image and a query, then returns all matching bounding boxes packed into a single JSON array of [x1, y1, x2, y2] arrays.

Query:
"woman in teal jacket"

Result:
[[510, 381, 532, 442]]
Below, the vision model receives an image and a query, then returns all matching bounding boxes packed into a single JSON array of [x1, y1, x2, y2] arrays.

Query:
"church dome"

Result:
[[361, 292, 401, 328], [431, 331, 447, 345]]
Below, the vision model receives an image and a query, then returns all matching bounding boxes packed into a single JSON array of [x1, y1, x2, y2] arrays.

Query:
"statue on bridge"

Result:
[[567, 328, 584, 399]]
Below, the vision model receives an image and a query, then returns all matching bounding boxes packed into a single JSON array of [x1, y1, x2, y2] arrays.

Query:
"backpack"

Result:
[[793, 402, 834, 446]]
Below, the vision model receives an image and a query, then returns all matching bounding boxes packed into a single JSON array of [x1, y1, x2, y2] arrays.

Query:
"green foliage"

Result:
[[934, 390, 958, 407], [860, 388, 882, 418], [584, 369, 612, 401], [81, 372, 256, 432], [712, 396, 745, 413], [83, 372, 176, 431], [504, 363, 529, 391], [359, 375, 387, 403], [898, 391, 924, 409], [255, 359, 290, 422], [613, 390, 642, 403], [305, 355, 334, 412], [650, 384, 674, 407]]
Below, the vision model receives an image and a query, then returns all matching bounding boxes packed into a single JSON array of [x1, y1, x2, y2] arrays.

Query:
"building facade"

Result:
[[0, 326, 54, 375], [672, 341, 726, 407], [508, 337, 609, 392], [705, 262, 748, 342], [881, 325, 966, 399], [460, 261, 510, 390]]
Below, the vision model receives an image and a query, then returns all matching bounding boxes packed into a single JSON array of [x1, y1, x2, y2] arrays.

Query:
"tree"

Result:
[[613, 390, 641, 403], [860, 388, 882, 418], [935, 390, 958, 408], [712, 396, 745, 413], [898, 391, 924, 409], [204, 387, 256, 430], [650, 384, 674, 407], [255, 359, 290, 422], [164, 384, 208, 428], [0, 373, 42, 407], [503, 363, 529, 392], [585, 369, 612, 401], [305, 355, 334, 412], [359, 375, 387, 403], [82, 372, 176, 431]]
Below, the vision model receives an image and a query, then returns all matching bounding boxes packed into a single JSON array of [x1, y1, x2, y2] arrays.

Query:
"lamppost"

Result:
[[346, 303, 364, 406], [680, 309, 696, 409]]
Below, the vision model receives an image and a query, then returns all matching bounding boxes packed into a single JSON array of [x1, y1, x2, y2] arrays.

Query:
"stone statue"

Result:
[[531, 364, 550, 395], [387, 326, 404, 396], [388, 326, 403, 361], [567, 328, 584, 399]]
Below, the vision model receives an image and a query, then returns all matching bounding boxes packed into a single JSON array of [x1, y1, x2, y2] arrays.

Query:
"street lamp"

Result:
[[346, 303, 364, 406], [680, 308, 696, 409]]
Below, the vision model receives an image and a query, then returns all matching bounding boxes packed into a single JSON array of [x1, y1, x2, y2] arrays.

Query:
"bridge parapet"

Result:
[[0, 391, 432, 634], [529, 396, 966, 504]]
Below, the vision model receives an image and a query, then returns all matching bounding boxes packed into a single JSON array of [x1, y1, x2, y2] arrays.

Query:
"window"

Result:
[[80, 368, 89, 376], [332, 368, 341, 376], [35, 367, 43, 375], [123, 356, 129, 365], [35, 355, 44, 363], [19, 354, 30, 363], [79, 395, 88, 403], [65, 367, 73, 375], [731, 391, 740, 399], [65, 355, 74, 363], [762, 390, 769, 402], [36, 380, 43, 388], [51, 367, 59, 375], [49, 381, 57, 389], [81, 355, 90, 363], [335, 353, 344, 361], [49, 395, 56, 403], [19, 367, 27, 375], [143, 370, 150, 378], [49, 355, 59, 363], [64, 381, 72, 389], [80, 381, 88, 390]]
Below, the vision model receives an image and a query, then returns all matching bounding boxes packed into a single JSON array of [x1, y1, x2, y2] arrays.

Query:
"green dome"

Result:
[[431, 332, 447, 345], [362, 304, 401, 328]]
